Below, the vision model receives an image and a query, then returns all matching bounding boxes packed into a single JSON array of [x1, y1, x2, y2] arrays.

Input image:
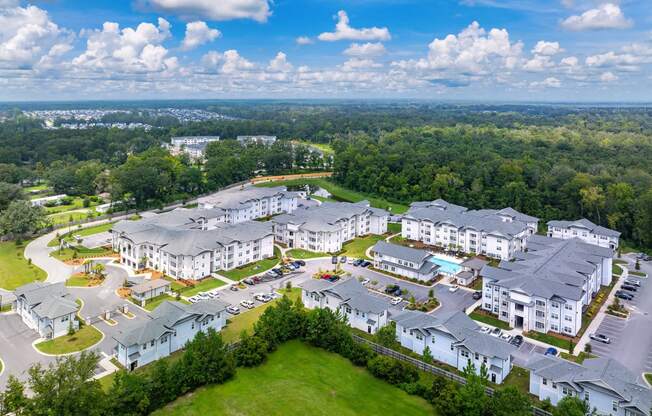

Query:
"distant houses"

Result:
[[166, 136, 220, 160], [30, 194, 67, 207], [13, 282, 79, 339], [236, 135, 277, 146], [547, 218, 620, 250]]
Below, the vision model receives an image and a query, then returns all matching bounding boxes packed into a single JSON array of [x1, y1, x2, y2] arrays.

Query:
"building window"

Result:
[[612, 401, 618, 412], [584, 392, 589, 401], [542, 378, 547, 385]]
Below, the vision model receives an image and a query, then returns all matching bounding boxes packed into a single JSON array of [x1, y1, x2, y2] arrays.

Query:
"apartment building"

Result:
[[236, 135, 277, 146], [547, 218, 620, 250], [272, 201, 388, 253], [111, 208, 275, 280], [393, 309, 516, 384], [300, 278, 391, 334], [198, 186, 299, 223], [371, 241, 441, 282], [114, 299, 228, 370], [480, 235, 613, 337], [402, 199, 538, 260], [167, 136, 220, 160], [13, 282, 79, 339], [527, 355, 651, 416]]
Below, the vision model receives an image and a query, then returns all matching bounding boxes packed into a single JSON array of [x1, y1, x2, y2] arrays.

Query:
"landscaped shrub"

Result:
[[235, 332, 268, 367], [366, 355, 419, 385], [342, 340, 374, 367]]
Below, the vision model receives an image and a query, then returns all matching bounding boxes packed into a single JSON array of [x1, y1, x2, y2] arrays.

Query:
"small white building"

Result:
[[526, 355, 652, 416], [13, 282, 79, 339], [130, 279, 171, 303], [456, 257, 488, 286], [113, 299, 228, 371], [371, 241, 440, 282], [547, 218, 620, 250], [300, 278, 391, 334], [30, 194, 67, 207], [393, 309, 516, 384]]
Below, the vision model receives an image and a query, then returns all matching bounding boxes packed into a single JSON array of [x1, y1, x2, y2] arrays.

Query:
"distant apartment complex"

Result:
[[480, 235, 613, 337], [111, 208, 275, 280], [13, 282, 79, 339], [401, 199, 538, 260], [526, 355, 651, 416], [198, 186, 299, 223], [237, 135, 277, 146], [167, 135, 220, 159], [272, 201, 388, 253], [371, 241, 441, 282], [547, 218, 620, 250], [300, 278, 391, 334], [114, 299, 228, 370], [393, 310, 516, 384]]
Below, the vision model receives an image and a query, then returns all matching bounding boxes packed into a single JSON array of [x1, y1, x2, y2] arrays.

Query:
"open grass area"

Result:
[[388, 222, 402, 234], [256, 178, 409, 214], [340, 234, 385, 260], [469, 311, 512, 330], [219, 247, 281, 281], [524, 331, 572, 350], [645, 373, 652, 386], [34, 323, 103, 355], [221, 288, 300, 343], [612, 263, 623, 275], [286, 248, 331, 259], [49, 221, 115, 247], [65, 273, 103, 287], [100, 349, 186, 391], [0, 241, 46, 290], [291, 140, 335, 155], [503, 366, 530, 394], [51, 246, 114, 262], [139, 294, 190, 311], [182, 278, 227, 297], [560, 352, 595, 364], [47, 210, 94, 225], [629, 270, 647, 277], [153, 340, 435, 416]]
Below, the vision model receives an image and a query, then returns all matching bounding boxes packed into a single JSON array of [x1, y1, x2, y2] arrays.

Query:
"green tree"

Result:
[[0, 182, 25, 211], [0, 375, 27, 415], [108, 371, 150, 416], [489, 386, 531, 416], [375, 322, 399, 349], [422, 346, 433, 364], [178, 328, 236, 389], [235, 332, 268, 367], [0, 200, 47, 241], [553, 396, 591, 416]]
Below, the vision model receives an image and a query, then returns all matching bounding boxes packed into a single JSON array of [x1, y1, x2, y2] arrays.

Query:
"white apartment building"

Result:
[[402, 199, 538, 260], [111, 208, 275, 280], [114, 299, 228, 371], [300, 278, 391, 334], [13, 282, 79, 339], [272, 201, 388, 253], [393, 310, 516, 384], [167, 136, 220, 160], [547, 218, 620, 250], [170, 136, 220, 147], [236, 135, 277, 146], [198, 186, 299, 223], [527, 355, 652, 416], [371, 241, 441, 282], [481, 235, 613, 337]]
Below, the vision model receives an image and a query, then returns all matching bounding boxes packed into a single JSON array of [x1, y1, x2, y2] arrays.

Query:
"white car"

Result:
[[197, 292, 210, 299], [479, 326, 491, 334], [188, 296, 199, 303], [448, 285, 459, 293], [226, 306, 240, 315], [240, 300, 255, 309], [361, 278, 370, 286], [254, 293, 269, 302], [500, 333, 513, 342], [390, 297, 403, 305]]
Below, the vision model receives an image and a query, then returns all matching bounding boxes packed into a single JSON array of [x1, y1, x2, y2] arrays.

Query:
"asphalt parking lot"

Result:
[[76, 231, 112, 249], [511, 340, 547, 367]]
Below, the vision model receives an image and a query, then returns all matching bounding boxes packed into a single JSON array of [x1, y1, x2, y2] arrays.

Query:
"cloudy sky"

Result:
[[0, 0, 650, 101]]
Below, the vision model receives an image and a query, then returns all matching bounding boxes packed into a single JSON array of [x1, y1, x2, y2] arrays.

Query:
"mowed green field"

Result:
[[0, 241, 46, 290], [153, 341, 436, 416]]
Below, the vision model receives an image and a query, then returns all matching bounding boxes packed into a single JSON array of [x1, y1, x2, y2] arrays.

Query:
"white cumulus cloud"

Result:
[[138, 0, 271, 22], [267, 52, 292, 72], [561, 3, 632, 31], [181, 21, 220, 51], [344, 42, 386, 57], [318, 10, 390, 42], [532, 40, 563, 56], [295, 36, 313, 45], [600, 71, 618, 82], [530, 77, 561, 88]]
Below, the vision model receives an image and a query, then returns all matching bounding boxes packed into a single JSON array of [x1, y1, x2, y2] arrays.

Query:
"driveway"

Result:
[[24, 229, 77, 283]]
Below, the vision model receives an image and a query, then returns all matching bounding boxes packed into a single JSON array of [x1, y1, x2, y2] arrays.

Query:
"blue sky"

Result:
[[0, 0, 650, 101]]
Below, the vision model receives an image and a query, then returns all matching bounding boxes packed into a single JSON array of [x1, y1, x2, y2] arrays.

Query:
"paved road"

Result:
[[588, 255, 652, 381], [24, 229, 77, 283]]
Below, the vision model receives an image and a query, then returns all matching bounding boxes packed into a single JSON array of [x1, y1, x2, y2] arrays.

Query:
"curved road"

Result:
[[24, 229, 77, 283]]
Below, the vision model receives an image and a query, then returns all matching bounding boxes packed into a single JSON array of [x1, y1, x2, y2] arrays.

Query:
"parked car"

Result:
[[327, 275, 340, 282], [188, 296, 199, 303], [625, 278, 641, 287], [226, 306, 240, 315], [479, 327, 491, 334], [240, 300, 254, 309], [291, 261, 302, 268], [615, 290, 634, 300], [331, 256, 338, 264], [385, 284, 401, 295], [352, 259, 363, 267], [340, 256, 347, 263], [472, 291, 482, 300], [448, 285, 459, 293], [390, 297, 403, 305], [294, 260, 306, 266], [589, 333, 611, 344], [490, 327, 502, 337], [254, 293, 271, 303], [229, 285, 238, 292], [500, 333, 512, 343], [510, 335, 524, 347], [197, 292, 210, 299], [544, 347, 558, 356], [252, 276, 262, 283], [360, 278, 370, 286], [360, 260, 371, 268], [621, 284, 638, 292]]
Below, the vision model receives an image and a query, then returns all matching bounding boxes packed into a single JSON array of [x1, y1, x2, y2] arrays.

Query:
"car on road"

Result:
[[229, 285, 239, 291], [625, 278, 641, 287], [390, 297, 403, 305], [361, 278, 370, 286], [589, 333, 611, 344], [331, 256, 338, 264], [544, 347, 558, 356], [510, 335, 524, 347], [240, 300, 255, 309], [226, 306, 240, 315], [340, 256, 347, 263], [472, 291, 482, 300], [615, 290, 634, 300], [621, 284, 638, 292], [490, 327, 502, 337], [448, 285, 459, 293]]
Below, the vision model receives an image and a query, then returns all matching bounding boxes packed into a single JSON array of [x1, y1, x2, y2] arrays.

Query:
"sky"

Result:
[[0, 0, 650, 102]]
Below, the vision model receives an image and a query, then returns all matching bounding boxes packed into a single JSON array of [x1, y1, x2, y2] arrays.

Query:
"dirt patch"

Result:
[[117, 288, 131, 298]]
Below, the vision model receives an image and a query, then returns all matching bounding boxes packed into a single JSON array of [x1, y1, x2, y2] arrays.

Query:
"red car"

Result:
[[321, 274, 332, 280]]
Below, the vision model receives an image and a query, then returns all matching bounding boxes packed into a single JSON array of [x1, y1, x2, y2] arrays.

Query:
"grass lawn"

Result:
[[34, 324, 103, 355], [100, 349, 186, 391], [645, 373, 652, 386], [469, 311, 512, 330], [219, 247, 281, 281], [524, 331, 572, 350], [182, 278, 227, 297], [51, 246, 113, 262], [221, 288, 300, 343], [469, 279, 483, 291], [66, 273, 102, 287], [153, 340, 435, 416], [388, 223, 402, 234], [560, 352, 595, 364], [612, 263, 623, 275], [140, 294, 190, 311], [286, 248, 331, 259], [291, 140, 335, 156], [340, 234, 385, 259], [256, 178, 409, 214], [503, 366, 530, 393], [47, 210, 94, 225], [0, 241, 46, 290], [49, 222, 115, 247], [629, 270, 647, 277]]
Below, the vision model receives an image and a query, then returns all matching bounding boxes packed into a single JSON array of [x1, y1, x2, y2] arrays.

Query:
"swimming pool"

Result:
[[428, 255, 462, 275]]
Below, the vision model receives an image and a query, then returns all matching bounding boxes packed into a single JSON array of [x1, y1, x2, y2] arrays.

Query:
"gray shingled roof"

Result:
[[460, 257, 489, 270], [272, 201, 388, 233], [14, 282, 78, 319], [341, 292, 391, 314], [372, 241, 432, 265], [547, 218, 621, 238], [197, 185, 297, 210], [131, 279, 171, 295]]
